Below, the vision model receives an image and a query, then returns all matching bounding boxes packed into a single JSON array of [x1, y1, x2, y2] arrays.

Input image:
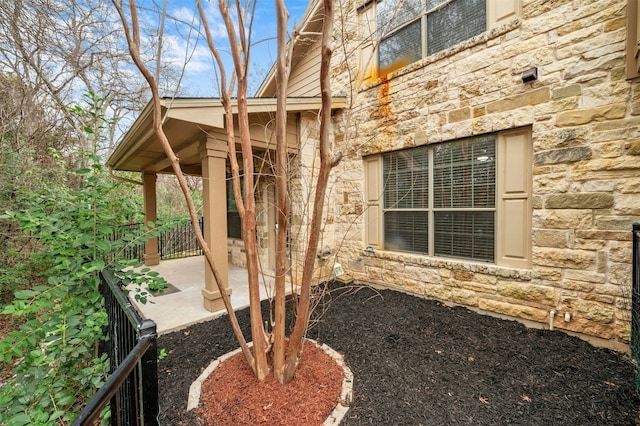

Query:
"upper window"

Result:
[[382, 135, 495, 262], [377, 0, 486, 72]]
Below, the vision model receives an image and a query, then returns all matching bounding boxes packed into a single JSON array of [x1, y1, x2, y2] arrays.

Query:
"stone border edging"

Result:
[[187, 339, 353, 425]]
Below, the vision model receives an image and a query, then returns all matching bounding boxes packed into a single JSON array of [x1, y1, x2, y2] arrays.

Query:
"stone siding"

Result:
[[304, 0, 640, 345]]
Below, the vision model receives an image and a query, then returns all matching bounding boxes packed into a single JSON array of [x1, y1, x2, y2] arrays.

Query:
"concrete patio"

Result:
[[128, 256, 287, 335]]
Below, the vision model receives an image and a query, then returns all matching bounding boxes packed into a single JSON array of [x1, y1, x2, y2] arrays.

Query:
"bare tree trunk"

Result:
[[111, 0, 255, 372], [197, 0, 269, 380], [283, 0, 340, 384], [272, 0, 292, 384]]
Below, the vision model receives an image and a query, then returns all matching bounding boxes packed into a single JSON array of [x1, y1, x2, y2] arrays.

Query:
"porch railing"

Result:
[[113, 217, 204, 262], [632, 223, 640, 392], [160, 216, 204, 260], [72, 269, 159, 426]]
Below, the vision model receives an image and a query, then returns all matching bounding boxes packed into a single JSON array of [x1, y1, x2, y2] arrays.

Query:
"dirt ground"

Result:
[[157, 283, 640, 425]]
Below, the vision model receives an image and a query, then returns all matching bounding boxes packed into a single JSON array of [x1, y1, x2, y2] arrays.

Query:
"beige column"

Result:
[[199, 137, 231, 312], [143, 171, 160, 266]]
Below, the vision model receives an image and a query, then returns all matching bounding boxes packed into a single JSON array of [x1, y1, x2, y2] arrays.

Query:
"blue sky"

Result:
[[156, 0, 311, 96]]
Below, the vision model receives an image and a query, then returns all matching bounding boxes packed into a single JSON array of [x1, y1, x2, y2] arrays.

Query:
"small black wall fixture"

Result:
[[522, 67, 538, 83]]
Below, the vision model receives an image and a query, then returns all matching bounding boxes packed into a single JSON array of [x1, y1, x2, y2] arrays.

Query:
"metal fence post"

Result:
[[632, 223, 640, 392], [139, 319, 159, 425]]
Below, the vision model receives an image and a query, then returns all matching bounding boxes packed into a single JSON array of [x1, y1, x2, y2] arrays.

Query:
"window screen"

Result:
[[226, 176, 242, 239], [377, 0, 423, 38], [379, 20, 422, 71], [432, 135, 495, 209], [427, 0, 486, 56], [381, 135, 496, 262], [383, 146, 429, 253]]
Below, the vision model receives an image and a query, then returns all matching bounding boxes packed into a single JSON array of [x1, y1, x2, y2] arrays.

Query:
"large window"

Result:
[[377, 0, 486, 71], [382, 135, 495, 262], [365, 128, 532, 268]]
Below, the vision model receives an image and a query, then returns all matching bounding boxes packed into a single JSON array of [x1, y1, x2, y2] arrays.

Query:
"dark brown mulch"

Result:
[[158, 283, 640, 425]]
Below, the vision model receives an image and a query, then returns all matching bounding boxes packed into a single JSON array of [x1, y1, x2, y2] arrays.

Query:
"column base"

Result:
[[143, 253, 161, 266], [202, 287, 233, 312]]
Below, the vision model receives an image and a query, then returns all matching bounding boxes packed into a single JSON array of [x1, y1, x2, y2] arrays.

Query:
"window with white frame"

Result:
[[365, 128, 532, 268], [378, 0, 486, 71], [382, 134, 495, 262]]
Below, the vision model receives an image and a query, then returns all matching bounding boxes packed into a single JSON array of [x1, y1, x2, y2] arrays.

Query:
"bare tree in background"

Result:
[[0, 0, 186, 155], [113, 0, 340, 384]]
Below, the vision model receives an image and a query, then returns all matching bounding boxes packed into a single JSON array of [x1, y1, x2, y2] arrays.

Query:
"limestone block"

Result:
[[584, 293, 615, 305], [608, 263, 631, 285], [401, 278, 428, 296], [532, 247, 595, 269], [460, 280, 497, 295], [472, 116, 493, 134], [544, 192, 614, 209], [552, 84, 582, 100], [555, 103, 626, 127], [533, 209, 593, 229], [573, 299, 614, 323], [562, 280, 596, 293], [532, 229, 570, 248], [453, 270, 474, 281], [558, 318, 614, 339], [614, 193, 640, 215], [575, 229, 629, 241], [565, 53, 623, 81], [594, 214, 639, 231], [564, 269, 606, 284], [474, 273, 498, 286], [404, 265, 441, 285], [487, 87, 550, 114], [497, 281, 555, 304], [582, 180, 616, 192], [448, 107, 471, 123], [450, 288, 478, 306], [532, 267, 562, 281], [608, 241, 632, 263], [424, 284, 452, 301], [534, 127, 589, 151], [534, 146, 592, 165], [478, 298, 548, 322]]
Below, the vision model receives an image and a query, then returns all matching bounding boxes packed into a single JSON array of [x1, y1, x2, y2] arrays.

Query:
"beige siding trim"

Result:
[[364, 155, 383, 248], [626, 0, 640, 79], [287, 39, 322, 97], [496, 128, 532, 269], [358, 2, 377, 83], [488, 0, 521, 30]]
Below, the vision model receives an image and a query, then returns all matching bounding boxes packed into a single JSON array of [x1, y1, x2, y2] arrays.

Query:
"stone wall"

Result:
[[318, 0, 640, 345]]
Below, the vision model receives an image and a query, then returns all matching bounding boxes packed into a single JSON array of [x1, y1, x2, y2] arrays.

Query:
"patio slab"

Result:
[[128, 256, 287, 335]]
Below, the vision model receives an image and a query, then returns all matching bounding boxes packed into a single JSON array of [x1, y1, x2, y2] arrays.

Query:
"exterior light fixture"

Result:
[[522, 67, 538, 83]]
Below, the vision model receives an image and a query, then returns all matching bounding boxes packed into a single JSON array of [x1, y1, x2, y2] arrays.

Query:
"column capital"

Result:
[[199, 137, 228, 160]]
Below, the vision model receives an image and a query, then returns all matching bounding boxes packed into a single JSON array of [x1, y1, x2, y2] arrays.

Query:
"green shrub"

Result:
[[0, 94, 165, 425]]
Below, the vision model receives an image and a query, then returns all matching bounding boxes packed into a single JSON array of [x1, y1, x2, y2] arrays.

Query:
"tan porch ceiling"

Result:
[[107, 96, 346, 175]]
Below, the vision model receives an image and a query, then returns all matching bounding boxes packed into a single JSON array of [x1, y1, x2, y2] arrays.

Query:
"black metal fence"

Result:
[[73, 270, 159, 426], [160, 217, 204, 260], [632, 223, 640, 392], [113, 217, 204, 262]]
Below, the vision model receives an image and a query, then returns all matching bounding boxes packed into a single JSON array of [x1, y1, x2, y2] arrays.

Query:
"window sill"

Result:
[[359, 19, 522, 91], [363, 248, 532, 280]]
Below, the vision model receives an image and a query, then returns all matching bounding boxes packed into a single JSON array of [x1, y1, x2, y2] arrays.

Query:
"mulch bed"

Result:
[[158, 283, 640, 425]]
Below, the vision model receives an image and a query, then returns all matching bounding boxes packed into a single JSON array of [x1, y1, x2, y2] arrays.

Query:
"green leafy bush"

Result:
[[0, 93, 165, 425]]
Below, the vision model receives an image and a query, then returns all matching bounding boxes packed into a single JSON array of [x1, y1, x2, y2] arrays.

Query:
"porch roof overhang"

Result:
[[107, 96, 346, 175]]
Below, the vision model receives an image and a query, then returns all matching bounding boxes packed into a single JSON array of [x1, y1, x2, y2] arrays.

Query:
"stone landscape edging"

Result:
[[187, 339, 353, 425]]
